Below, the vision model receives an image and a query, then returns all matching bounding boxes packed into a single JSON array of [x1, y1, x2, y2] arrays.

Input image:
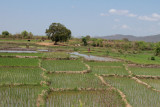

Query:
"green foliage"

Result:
[[46, 23, 71, 44], [21, 30, 28, 38], [155, 45, 160, 56], [82, 37, 88, 46], [2, 31, 9, 36]]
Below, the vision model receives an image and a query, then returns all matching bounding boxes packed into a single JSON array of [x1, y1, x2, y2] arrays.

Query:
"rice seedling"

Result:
[[46, 90, 125, 107], [128, 67, 160, 76], [42, 52, 70, 58], [86, 61, 128, 75], [140, 79, 160, 90], [0, 57, 39, 66], [42, 60, 87, 72], [0, 68, 44, 85], [48, 74, 108, 89], [0, 86, 42, 107], [0, 52, 43, 57], [104, 77, 160, 107]]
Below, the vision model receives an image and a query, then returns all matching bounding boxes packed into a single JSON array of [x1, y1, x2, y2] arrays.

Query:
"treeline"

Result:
[[0, 31, 48, 40], [80, 35, 160, 56]]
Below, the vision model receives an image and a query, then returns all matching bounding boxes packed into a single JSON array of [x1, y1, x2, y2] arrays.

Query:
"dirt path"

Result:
[[96, 74, 132, 107]]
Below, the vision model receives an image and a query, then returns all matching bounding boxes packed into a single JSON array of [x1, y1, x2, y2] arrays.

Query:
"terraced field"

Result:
[[0, 49, 160, 107]]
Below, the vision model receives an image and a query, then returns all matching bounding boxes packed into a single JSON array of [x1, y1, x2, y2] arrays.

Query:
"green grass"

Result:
[[42, 60, 87, 71], [42, 52, 70, 58], [0, 68, 43, 85], [0, 52, 43, 57], [140, 79, 160, 90], [104, 77, 160, 107], [128, 67, 160, 76], [46, 90, 125, 107], [48, 74, 108, 89], [0, 86, 42, 107], [86, 61, 128, 75], [0, 57, 39, 66]]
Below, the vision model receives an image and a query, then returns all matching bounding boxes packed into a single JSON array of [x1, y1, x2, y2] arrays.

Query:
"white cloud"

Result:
[[121, 24, 130, 29], [101, 8, 160, 22], [114, 19, 120, 22], [152, 13, 160, 19], [127, 13, 137, 17], [109, 9, 129, 15], [138, 16, 158, 21], [100, 13, 108, 16]]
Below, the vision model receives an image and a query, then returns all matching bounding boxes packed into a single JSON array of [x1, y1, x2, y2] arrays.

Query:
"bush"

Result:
[[151, 56, 155, 60]]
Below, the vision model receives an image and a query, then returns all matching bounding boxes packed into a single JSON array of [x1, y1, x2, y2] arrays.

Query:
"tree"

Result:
[[82, 37, 88, 46], [28, 32, 33, 39], [2, 31, 10, 37], [46, 23, 71, 45], [21, 30, 28, 39], [155, 43, 160, 56]]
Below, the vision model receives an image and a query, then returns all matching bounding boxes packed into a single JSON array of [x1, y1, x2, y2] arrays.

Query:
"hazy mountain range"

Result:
[[97, 34, 160, 42]]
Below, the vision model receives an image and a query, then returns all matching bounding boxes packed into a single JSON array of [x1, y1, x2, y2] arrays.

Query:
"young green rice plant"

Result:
[[0, 68, 44, 85], [46, 90, 125, 107], [104, 77, 160, 107], [140, 79, 160, 90], [128, 67, 160, 76], [42, 60, 87, 72], [48, 74, 108, 89], [86, 61, 128, 75], [0, 52, 43, 57], [0, 86, 43, 107], [0, 57, 39, 66], [42, 52, 70, 59]]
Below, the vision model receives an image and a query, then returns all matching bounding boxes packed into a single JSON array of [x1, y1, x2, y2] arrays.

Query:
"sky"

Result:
[[0, 0, 160, 37]]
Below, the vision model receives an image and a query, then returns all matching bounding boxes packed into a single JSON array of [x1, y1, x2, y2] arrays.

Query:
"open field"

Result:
[[0, 39, 160, 107], [104, 77, 160, 107], [42, 59, 87, 72], [46, 90, 125, 107], [140, 79, 160, 90], [86, 61, 128, 75], [0, 68, 43, 85], [0, 86, 43, 107], [128, 67, 160, 76], [48, 74, 108, 89], [0, 57, 39, 67]]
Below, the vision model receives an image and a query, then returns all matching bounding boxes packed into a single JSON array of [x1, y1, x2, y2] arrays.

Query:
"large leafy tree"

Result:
[[46, 23, 71, 45], [2, 31, 10, 36]]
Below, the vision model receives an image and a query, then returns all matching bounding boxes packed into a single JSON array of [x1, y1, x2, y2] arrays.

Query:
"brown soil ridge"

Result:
[[42, 57, 76, 60], [100, 74, 130, 78], [123, 64, 133, 76], [128, 64, 160, 68], [96, 74, 132, 107], [131, 77, 160, 93], [95, 66, 123, 68], [50, 61, 91, 74], [135, 75, 160, 79], [51, 88, 111, 91]]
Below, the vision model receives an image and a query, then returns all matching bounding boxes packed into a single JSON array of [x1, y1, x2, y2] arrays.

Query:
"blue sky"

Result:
[[0, 0, 160, 37]]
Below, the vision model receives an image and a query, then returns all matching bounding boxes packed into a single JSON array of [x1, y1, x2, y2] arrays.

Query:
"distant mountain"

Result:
[[97, 34, 160, 42]]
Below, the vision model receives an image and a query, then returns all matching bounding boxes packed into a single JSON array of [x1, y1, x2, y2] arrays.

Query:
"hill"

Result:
[[98, 34, 160, 42]]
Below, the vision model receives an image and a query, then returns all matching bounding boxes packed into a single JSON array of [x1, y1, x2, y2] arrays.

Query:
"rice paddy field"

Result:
[[128, 67, 160, 76], [42, 59, 87, 72], [46, 90, 125, 107], [0, 41, 160, 107], [104, 77, 160, 107], [86, 61, 128, 75]]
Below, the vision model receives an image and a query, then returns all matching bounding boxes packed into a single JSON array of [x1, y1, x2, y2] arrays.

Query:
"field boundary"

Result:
[[96, 74, 132, 107], [47, 61, 91, 74]]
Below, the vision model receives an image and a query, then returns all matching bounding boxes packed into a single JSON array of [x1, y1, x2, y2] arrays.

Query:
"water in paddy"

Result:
[[0, 50, 37, 53], [70, 52, 119, 61]]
